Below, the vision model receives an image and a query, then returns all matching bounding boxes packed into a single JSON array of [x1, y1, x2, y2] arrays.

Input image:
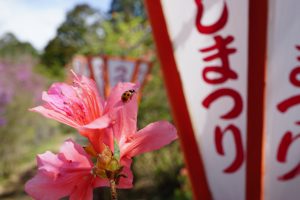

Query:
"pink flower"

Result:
[[25, 139, 107, 200], [31, 72, 105, 129], [90, 82, 178, 188], [30, 72, 138, 152], [28, 73, 178, 196]]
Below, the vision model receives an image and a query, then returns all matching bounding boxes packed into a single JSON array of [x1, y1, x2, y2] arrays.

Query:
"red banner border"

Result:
[[145, 1, 212, 199]]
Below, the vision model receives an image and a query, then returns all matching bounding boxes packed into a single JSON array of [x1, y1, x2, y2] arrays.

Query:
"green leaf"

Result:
[[114, 139, 120, 161]]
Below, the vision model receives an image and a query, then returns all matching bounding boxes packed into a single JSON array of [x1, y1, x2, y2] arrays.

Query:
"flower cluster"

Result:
[[25, 72, 177, 200]]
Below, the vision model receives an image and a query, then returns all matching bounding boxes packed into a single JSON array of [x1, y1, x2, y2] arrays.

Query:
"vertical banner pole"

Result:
[[246, 0, 268, 199], [145, 1, 212, 199]]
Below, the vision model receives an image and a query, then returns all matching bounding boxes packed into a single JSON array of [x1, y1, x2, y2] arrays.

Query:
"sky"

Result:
[[0, 0, 112, 51]]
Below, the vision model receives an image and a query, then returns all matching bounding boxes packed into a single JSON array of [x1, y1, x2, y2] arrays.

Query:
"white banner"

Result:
[[72, 55, 90, 77], [160, 0, 248, 199], [107, 59, 136, 88], [136, 61, 151, 86], [70, 55, 152, 99], [264, 1, 300, 199], [90, 56, 105, 98]]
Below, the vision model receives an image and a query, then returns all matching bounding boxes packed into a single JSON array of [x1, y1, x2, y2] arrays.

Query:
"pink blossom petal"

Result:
[[69, 176, 94, 200], [73, 73, 105, 115], [30, 73, 105, 130], [47, 83, 77, 100], [94, 177, 110, 187], [121, 94, 138, 134], [25, 171, 74, 200], [42, 87, 80, 117], [121, 121, 177, 158], [113, 94, 138, 143], [105, 82, 139, 114], [118, 157, 133, 189], [107, 82, 139, 142], [36, 151, 64, 177], [30, 106, 79, 128], [77, 73, 105, 109], [59, 139, 93, 167], [25, 139, 96, 200], [81, 114, 111, 129], [25, 166, 92, 200], [79, 128, 114, 153]]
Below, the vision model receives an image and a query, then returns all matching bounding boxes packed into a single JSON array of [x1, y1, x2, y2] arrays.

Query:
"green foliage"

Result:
[[41, 3, 151, 77], [138, 64, 172, 128], [93, 13, 151, 57], [109, 0, 146, 19], [41, 4, 104, 68], [0, 33, 38, 59], [173, 166, 193, 200], [34, 63, 65, 82]]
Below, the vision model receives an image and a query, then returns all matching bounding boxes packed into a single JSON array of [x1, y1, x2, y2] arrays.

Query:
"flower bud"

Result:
[[96, 146, 113, 169], [107, 158, 120, 171], [83, 143, 98, 157]]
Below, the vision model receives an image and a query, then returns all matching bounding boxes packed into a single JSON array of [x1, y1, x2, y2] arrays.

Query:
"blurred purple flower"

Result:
[[17, 67, 32, 82], [0, 59, 46, 126], [0, 87, 13, 105], [0, 118, 6, 126]]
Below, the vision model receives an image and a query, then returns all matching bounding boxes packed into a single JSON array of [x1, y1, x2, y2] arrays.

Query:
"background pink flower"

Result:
[[25, 139, 107, 200]]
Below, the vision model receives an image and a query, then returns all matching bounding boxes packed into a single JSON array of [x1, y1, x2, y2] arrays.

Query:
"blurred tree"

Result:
[[0, 33, 38, 59], [86, 13, 152, 57], [109, 0, 145, 19], [41, 4, 104, 68]]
